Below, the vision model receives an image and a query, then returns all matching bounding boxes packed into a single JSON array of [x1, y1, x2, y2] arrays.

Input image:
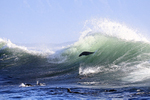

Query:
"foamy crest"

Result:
[[80, 18, 149, 42], [0, 38, 28, 50], [0, 38, 54, 56]]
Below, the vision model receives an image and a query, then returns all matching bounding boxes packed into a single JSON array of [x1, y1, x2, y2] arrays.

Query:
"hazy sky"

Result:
[[1, 0, 150, 44]]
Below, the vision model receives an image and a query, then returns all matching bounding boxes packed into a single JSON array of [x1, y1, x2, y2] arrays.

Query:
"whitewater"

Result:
[[1, 19, 150, 99]]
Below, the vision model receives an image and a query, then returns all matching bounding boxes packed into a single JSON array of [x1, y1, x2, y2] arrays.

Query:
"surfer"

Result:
[[19, 81, 46, 87], [67, 88, 85, 94], [19, 83, 33, 87], [36, 81, 46, 86], [79, 51, 94, 57]]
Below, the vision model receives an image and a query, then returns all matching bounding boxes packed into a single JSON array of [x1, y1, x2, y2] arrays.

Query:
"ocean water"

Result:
[[1, 19, 150, 99]]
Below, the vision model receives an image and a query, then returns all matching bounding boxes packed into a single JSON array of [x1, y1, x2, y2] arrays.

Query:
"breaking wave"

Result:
[[1, 19, 150, 87]]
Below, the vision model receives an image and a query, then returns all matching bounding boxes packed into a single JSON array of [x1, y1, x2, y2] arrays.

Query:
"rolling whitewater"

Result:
[[1, 19, 150, 99]]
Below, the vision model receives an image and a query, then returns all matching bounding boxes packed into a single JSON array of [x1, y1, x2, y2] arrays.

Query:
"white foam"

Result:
[[80, 18, 149, 43], [0, 38, 28, 51], [0, 38, 54, 56], [79, 63, 106, 75], [79, 66, 102, 75], [122, 61, 150, 83], [79, 64, 120, 76]]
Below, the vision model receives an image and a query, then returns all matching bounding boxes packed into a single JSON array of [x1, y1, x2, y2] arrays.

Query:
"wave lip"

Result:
[[81, 18, 149, 43]]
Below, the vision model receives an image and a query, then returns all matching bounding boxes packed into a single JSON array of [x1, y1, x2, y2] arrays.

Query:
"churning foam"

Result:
[[122, 61, 150, 83], [0, 38, 54, 56], [0, 38, 28, 50], [79, 66, 102, 75], [80, 18, 149, 43]]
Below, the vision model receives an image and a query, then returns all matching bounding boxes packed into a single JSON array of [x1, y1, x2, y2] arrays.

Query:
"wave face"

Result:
[[60, 33, 150, 85], [1, 19, 150, 87]]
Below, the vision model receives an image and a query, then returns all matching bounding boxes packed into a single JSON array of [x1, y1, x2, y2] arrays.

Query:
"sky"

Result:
[[0, 0, 150, 44]]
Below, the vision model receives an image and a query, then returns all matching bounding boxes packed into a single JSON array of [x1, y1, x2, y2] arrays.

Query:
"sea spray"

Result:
[[81, 18, 148, 42], [1, 19, 150, 86]]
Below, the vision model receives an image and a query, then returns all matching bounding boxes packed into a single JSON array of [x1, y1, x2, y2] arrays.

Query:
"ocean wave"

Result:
[[1, 19, 150, 86]]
